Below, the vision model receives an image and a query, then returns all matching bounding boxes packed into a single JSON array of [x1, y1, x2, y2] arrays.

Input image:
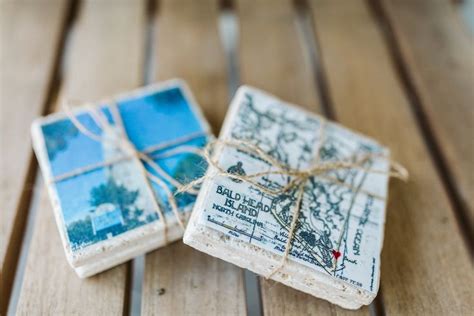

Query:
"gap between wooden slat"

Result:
[[40, 0, 81, 118], [128, 1, 158, 315], [294, 0, 335, 120], [2, 1, 78, 313], [368, 286, 385, 316], [144, 0, 158, 86], [367, 0, 473, 253], [457, 0, 474, 33], [7, 174, 44, 316], [218, 4, 264, 316], [129, 256, 145, 316], [219, 2, 241, 96]]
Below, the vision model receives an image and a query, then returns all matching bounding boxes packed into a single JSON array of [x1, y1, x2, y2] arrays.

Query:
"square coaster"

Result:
[[32, 79, 210, 277], [184, 85, 393, 309]]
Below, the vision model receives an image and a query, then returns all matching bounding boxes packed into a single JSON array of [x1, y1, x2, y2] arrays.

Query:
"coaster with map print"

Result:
[[184, 86, 393, 309], [32, 79, 210, 277]]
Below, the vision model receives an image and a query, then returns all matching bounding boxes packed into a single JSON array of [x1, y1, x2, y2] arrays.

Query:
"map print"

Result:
[[199, 88, 390, 293]]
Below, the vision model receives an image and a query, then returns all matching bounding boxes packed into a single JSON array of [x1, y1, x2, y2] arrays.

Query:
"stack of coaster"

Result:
[[184, 86, 394, 309], [32, 80, 210, 277]]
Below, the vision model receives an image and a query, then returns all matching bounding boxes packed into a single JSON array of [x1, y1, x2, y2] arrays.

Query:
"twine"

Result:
[[51, 99, 408, 276], [177, 118, 408, 278], [50, 99, 210, 244]]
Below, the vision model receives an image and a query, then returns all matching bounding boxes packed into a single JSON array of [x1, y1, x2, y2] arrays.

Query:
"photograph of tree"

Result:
[[40, 86, 208, 251]]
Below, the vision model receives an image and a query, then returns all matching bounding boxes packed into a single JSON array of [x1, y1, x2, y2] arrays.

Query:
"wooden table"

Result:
[[1, 0, 472, 315]]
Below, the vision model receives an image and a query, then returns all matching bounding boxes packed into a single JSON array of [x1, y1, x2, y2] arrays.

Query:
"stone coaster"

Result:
[[184, 86, 392, 309], [32, 79, 210, 277]]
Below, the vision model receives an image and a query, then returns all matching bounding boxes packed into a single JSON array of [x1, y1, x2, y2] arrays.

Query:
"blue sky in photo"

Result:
[[118, 88, 204, 151], [41, 85, 207, 225], [47, 114, 104, 176]]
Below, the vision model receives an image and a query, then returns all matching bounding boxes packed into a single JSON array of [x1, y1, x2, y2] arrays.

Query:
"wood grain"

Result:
[[309, 0, 473, 314], [379, 0, 474, 233], [236, 0, 368, 315], [141, 1, 247, 315], [153, 0, 229, 134], [15, 1, 146, 314], [0, 1, 68, 313], [237, 0, 319, 110]]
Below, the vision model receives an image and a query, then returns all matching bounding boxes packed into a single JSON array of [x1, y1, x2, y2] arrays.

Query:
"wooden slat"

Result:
[[309, 0, 473, 314], [379, 0, 474, 231], [0, 1, 68, 313], [15, 1, 146, 314], [237, 0, 319, 108], [152, 0, 230, 134], [236, 0, 368, 314], [141, 1, 247, 315]]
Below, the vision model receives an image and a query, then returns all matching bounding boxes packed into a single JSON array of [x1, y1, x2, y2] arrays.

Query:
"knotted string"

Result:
[[50, 99, 210, 244], [177, 118, 408, 278], [51, 99, 408, 277]]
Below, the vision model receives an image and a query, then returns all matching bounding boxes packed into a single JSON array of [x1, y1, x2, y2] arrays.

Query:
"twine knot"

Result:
[[178, 126, 408, 278]]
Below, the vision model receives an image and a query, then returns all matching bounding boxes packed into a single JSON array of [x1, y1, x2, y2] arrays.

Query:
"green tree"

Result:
[[89, 177, 147, 230], [89, 178, 139, 209], [67, 216, 96, 249]]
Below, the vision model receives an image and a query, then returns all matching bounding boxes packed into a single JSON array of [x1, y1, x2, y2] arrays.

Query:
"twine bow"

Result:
[[178, 118, 408, 278], [50, 99, 210, 244]]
